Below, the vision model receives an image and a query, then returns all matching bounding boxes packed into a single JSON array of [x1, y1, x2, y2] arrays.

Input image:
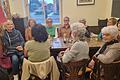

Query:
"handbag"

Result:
[[0, 51, 12, 69]]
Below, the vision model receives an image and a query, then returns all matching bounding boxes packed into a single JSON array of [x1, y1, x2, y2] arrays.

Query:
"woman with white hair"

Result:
[[89, 26, 120, 80], [59, 22, 89, 63]]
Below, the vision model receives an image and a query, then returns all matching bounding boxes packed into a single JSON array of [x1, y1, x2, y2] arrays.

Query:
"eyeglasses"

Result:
[[102, 33, 110, 36], [64, 20, 69, 21], [47, 21, 52, 23]]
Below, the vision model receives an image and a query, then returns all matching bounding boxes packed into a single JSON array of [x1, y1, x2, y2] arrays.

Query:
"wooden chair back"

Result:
[[64, 59, 88, 80]]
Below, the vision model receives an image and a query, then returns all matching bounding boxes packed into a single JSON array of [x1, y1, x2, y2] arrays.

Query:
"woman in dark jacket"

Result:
[[89, 26, 120, 80], [3, 20, 24, 80]]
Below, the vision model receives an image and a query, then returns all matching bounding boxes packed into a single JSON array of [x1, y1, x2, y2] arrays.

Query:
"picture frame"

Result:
[[77, 0, 95, 6]]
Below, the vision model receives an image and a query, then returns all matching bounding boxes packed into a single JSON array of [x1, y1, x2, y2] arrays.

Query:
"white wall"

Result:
[[9, 0, 26, 17], [62, 0, 110, 26], [105, 0, 112, 18]]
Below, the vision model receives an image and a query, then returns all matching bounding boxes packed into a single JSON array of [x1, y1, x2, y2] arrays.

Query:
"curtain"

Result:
[[0, 5, 7, 24]]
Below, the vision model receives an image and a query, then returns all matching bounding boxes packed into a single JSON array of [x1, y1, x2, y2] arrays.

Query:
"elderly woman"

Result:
[[79, 18, 97, 38], [59, 23, 89, 63], [3, 20, 24, 80], [98, 17, 117, 39], [24, 24, 50, 62], [89, 26, 120, 80], [58, 16, 71, 38], [25, 19, 37, 41], [46, 18, 56, 38]]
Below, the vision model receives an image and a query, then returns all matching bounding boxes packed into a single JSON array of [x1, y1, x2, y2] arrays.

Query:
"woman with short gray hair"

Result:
[[59, 22, 89, 63], [89, 26, 120, 80], [102, 26, 118, 40]]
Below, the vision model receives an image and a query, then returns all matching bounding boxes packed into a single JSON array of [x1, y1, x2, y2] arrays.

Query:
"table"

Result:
[[50, 38, 103, 59]]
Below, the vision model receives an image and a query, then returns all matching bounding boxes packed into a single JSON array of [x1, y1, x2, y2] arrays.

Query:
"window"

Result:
[[28, 0, 60, 24]]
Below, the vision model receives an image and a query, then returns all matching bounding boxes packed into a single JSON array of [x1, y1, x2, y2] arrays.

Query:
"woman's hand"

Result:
[[24, 48, 28, 57], [16, 46, 23, 51], [88, 59, 95, 69], [58, 51, 65, 58], [65, 48, 70, 52]]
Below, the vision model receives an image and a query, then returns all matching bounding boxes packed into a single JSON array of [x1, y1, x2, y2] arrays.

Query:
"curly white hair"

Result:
[[101, 26, 119, 38], [70, 22, 86, 41]]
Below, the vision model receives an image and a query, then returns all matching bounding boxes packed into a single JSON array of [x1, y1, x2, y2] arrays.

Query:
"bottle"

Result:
[[63, 33, 67, 43]]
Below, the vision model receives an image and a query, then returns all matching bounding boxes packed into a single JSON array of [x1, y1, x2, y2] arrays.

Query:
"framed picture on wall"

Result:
[[77, 0, 95, 6]]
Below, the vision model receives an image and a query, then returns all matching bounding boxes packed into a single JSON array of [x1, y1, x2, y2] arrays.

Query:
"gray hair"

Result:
[[79, 18, 86, 22], [71, 23, 86, 41], [101, 26, 119, 38], [79, 18, 86, 25]]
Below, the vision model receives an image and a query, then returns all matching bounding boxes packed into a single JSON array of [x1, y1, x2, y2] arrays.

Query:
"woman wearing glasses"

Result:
[[58, 16, 71, 39]]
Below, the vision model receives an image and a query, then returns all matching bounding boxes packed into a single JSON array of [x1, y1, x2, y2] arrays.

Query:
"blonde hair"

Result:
[[108, 17, 117, 25]]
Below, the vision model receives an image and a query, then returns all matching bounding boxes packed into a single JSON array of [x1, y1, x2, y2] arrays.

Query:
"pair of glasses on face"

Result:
[[102, 33, 110, 36], [47, 20, 52, 23], [64, 20, 69, 21]]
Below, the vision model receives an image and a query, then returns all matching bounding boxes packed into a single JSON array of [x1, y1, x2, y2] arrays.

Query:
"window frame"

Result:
[[28, 0, 62, 25]]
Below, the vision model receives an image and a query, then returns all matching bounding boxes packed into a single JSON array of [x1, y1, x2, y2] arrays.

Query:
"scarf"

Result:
[[99, 40, 119, 54]]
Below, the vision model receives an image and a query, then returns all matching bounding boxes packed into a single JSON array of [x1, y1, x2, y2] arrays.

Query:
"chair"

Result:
[[98, 18, 108, 27], [21, 56, 60, 80], [64, 59, 88, 80], [0, 67, 9, 80], [97, 61, 120, 80]]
